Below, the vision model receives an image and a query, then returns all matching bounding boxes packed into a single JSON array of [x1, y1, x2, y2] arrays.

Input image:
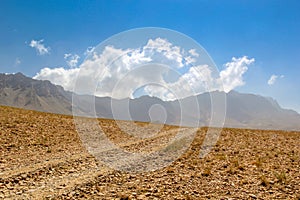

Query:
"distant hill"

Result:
[[1, 72, 300, 130], [0, 72, 72, 114]]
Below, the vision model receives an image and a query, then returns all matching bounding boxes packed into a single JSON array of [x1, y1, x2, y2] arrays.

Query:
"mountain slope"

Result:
[[0, 73, 72, 114], [224, 91, 300, 130], [1, 72, 300, 130]]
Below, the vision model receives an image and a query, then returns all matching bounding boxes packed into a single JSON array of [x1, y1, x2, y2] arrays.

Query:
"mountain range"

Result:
[[1, 72, 300, 131]]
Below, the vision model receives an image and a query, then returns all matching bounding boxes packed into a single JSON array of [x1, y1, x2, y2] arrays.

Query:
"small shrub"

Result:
[[228, 158, 244, 172], [253, 157, 263, 168], [233, 159, 239, 168], [216, 153, 227, 161], [118, 193, 130, 200], [46, 147, 51, 153], [202, 167, 211, 176], [260, 175, 269, 187], [227, 166, 236, 174], [274, 171, 287, 184]]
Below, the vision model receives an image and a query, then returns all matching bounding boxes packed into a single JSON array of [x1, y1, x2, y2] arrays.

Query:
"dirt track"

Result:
[[0, 105, 299, 199]]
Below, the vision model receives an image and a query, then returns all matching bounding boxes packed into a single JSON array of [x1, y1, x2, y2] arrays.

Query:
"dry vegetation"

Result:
[[0, 105, 299, 199]]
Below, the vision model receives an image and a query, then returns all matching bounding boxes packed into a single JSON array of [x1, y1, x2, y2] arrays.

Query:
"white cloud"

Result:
[[76, 45, 155, 97], [34, 38, 252, 100], [84, 46, 95, 56], [64, 53, 80, 68], [143, 56, 255, 99], [29, 39, 50, 55], [14, 58, 21, 66], [268, 74, 284, 85], [189, 49, 199, 57], [268, 75, 278, 85], [218, 56, 255, 93], [64, 53, 71, 58], [33, 67, 79, 91], [143, 38, 199, 68], [144, 65, 214, 100], [34, 39, 202, 98]]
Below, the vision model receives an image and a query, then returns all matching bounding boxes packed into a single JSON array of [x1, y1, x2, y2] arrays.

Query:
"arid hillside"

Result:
[[0, 105, 299, 199], [1, 73, 300, 131]]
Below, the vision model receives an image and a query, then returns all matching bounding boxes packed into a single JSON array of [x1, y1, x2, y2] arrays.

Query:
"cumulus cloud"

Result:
[[34, 38, 201, 96], [29, 39, 50, 55], [218, 56, 255, 92], [33, 67, 79, 91], [34, 38, 254, 100], [64, 53, 80, 68], [142, 38, 199, 68], [268, 74, 284, 85], [144, 65, 214, 100], [144, 38, 183, 67]]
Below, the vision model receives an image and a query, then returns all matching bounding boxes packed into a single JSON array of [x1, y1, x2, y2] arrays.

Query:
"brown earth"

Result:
[[0, 105, 299, 199]]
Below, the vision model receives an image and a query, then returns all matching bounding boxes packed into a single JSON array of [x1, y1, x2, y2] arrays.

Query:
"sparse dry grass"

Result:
[[0, 105, 299, 199]]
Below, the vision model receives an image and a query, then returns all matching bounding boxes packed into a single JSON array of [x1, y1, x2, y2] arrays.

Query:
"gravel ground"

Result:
[[0, 105, 299, 199]]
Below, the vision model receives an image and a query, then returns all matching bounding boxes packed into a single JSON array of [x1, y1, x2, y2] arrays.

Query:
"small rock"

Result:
[[21, 174, 27, 179]]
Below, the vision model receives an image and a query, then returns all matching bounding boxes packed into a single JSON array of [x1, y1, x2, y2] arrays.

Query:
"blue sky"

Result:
[[0, 0, 300, 112]]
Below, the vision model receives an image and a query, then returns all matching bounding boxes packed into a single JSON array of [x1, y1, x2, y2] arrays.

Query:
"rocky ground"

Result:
[[0, 105, 299, 199]]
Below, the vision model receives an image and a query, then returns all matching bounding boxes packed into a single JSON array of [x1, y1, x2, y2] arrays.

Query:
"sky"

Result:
[[0, 0, 300, 112]]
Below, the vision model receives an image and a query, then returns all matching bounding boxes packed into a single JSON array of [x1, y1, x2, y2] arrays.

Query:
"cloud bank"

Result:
[[34, 38, 254, 100], [34, 67, 79, 91]]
